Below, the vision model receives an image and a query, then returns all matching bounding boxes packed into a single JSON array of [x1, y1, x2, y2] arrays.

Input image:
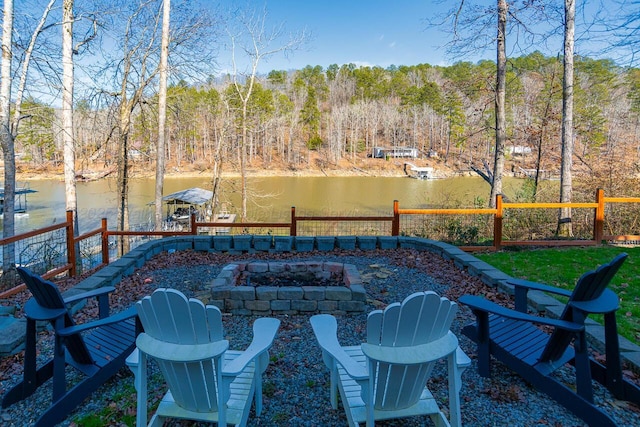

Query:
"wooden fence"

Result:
[[1, 188, 638, 292]]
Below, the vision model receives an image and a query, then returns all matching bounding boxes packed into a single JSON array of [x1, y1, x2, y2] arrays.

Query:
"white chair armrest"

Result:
[[310, 314, 368, 380], [136, 333, 229, 362], [456, 346, 471, 369], [223, 317, 280, 376], [361, 331, 459, 364]]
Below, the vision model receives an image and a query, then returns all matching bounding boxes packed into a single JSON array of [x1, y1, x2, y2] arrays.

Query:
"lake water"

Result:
[[4, 176, 525, 235]]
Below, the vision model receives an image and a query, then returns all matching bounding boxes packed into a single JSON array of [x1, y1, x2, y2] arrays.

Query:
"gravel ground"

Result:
[[2, 249, 640, 426]]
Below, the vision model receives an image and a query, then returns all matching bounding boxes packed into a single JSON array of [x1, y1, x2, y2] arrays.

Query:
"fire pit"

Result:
[[210, 261, 366, 315]]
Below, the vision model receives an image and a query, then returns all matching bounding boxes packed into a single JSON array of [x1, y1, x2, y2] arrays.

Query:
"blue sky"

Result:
[[209, 0, 462, 73], [210, 0, 627, 74], [246, 0, 450, 71]]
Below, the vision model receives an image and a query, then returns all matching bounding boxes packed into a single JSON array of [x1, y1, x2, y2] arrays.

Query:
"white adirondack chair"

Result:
[[126, 288, 280, 427], [310, 291, 470, 427]]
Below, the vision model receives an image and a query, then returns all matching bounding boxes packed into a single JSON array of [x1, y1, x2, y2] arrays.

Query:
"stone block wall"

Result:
[[209, 260, 366, 315]]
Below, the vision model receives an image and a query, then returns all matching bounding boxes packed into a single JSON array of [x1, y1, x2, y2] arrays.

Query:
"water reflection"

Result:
[[2, 176, 527, 235]]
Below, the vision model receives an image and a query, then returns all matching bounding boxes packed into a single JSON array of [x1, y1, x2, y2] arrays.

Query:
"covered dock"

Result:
[[0, 185, 37, 215]]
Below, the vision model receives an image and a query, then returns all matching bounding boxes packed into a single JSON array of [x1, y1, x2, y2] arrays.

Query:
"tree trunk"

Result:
[[155, 0, 170, 230], [116, 102, 132, 255], [1, 0, 15, 281], [490, 0, 507, 209], [241, 101, 248, 221], [62, 0, 79, 244], [558, 0, 575, 237]]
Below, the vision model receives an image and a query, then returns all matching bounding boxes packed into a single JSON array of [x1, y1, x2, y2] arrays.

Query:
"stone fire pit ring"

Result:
[[210, 261, 366, 315]]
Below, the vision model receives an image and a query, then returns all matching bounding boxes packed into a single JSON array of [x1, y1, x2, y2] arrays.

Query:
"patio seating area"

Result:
[[1, 236, 640, 426]]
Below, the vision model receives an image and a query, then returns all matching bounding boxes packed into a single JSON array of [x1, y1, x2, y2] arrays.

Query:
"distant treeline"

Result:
[[17, 52, 640, 182]]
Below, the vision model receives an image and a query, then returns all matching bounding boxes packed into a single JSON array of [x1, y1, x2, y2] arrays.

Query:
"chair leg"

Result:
[[52, 321, 68, 402], [463, 311, 491, 377], [135, 351, 148, 427], [574, 332, 594, 402], [2, 318, 52, 408], [330, 363, 339, 410], [1, 361, 54, 408], [448, 352, 462, 427], [255, 358, 264, 416], [603, 311, 625, 397]]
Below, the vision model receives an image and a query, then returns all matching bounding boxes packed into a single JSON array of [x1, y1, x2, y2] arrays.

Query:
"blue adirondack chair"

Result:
[[1, 267, 138, 427], [311, 291, 470, 427], [460, 253, 640, 427]]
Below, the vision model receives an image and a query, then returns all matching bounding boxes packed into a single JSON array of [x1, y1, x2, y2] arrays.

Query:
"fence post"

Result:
[[494, 195, 503, 250], [594, 188, 604, 244], [101, 218, 109, 265], [290, 206, 297, 236], [66, 211, 76, 277], [392, 200, 400, 236], [190, 213, 197, 235]]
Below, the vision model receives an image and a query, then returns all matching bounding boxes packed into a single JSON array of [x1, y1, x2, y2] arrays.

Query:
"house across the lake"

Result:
[[371, 146, 419, 159]]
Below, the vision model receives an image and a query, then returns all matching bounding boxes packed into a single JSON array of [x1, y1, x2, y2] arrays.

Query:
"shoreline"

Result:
[[12, 157, 466, 182], [15, 167, 414, 181]]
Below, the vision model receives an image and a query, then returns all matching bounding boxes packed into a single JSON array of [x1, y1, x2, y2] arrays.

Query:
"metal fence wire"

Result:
[[502, 207, 595, 241], [399, 214, 495, 246], [3, 190, 640, 289], [13, 228, 67, 276], [296, 220, 393, 236]]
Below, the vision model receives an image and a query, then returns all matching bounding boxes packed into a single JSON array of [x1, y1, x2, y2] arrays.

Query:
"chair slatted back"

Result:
[[365, 291, 458, 410], [136, 288, 225, 413], [17, 267, 93, 365], [539, 253, 627, 363]]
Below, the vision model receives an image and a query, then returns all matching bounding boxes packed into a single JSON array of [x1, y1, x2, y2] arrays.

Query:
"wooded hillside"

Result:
[[16, 53, 640, 192]]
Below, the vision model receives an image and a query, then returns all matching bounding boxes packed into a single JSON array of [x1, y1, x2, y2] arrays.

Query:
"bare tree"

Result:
[[12, 0, 56, 140], [557, 0, 575, 237], [431, 1, 546, 206], [1, 0, 15, 280], [1, 0, 58, 279], [62, 0, 79, 242], [154, 0, 170, 230], [89, 0, 214, 250], [489, 0, 507, 209], [227, 5, 307, 220]]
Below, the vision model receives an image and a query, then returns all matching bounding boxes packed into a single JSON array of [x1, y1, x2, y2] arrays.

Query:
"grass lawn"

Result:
[[474, 245, 640, 345]]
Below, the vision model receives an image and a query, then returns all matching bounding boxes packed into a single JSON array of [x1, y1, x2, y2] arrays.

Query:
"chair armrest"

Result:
[[570, 288, 619, 314], [459, 295, 584, 332], [457, 346, 471, 368], [58, 306, 137, 336], [63, 286, 116, 304], [136, 333, 229, 362], [23, 298, 67, 321], [310, 314, 368, 380], [361, 331, 459, 365], [223, 317, 280, 376], [506, 278, 572, 297]]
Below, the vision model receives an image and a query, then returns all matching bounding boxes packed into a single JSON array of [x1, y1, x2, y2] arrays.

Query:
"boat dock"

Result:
[[0, 184, 37, 215], [403, 162, 435, 180]]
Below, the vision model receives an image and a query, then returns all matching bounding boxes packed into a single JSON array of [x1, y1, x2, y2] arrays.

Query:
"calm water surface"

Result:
[[5, 176, 524, 235]]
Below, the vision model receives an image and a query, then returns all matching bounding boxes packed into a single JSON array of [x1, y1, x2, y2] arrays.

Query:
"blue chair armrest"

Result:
[[507, 278, 573, 297], [63, 286, 116, 304], [570, 288, 619, 314], [459, 295, 584, 332], [58, 306, 137, 336]]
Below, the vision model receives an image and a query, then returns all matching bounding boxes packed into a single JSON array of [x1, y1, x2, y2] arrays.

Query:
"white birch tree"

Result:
[[154, 0, 170, 230], [62, 0, 79, 240], [1, 0, 15, 279]]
